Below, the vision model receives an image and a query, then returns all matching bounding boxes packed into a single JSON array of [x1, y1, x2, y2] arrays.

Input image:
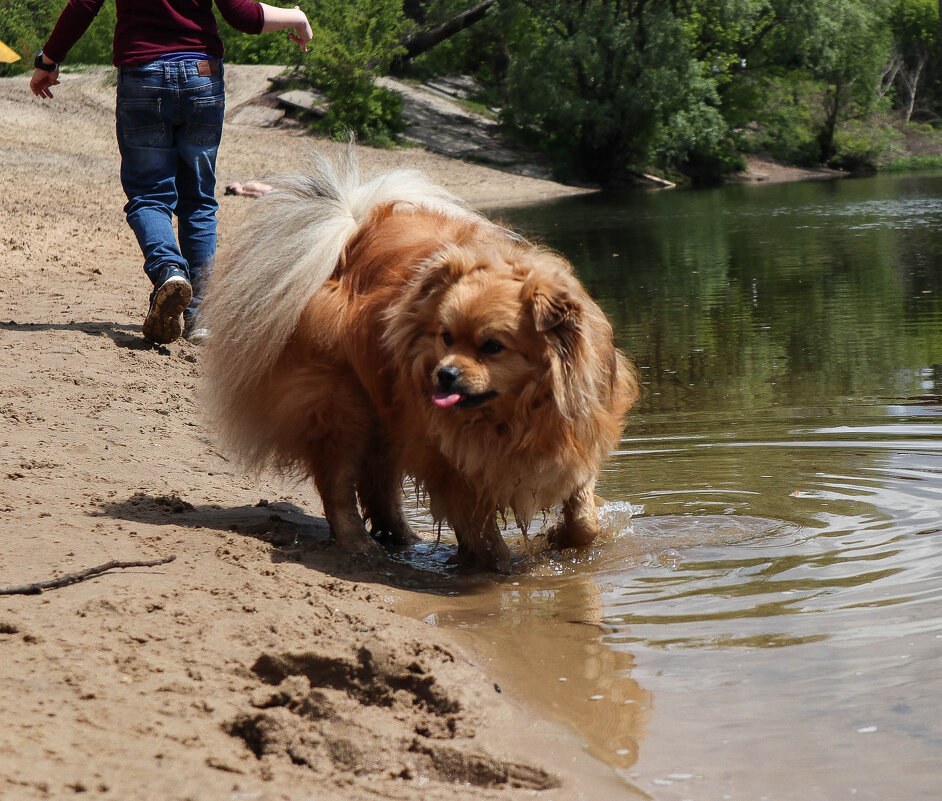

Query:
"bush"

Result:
[[831, 117, 901, 171], [881, 153, 942, 170], [0, 0, 59, 76], [740, 73, 824, 167], [218, 9, 303, 66], [301, 0, 407, 146], [316, 76, 405, 147]]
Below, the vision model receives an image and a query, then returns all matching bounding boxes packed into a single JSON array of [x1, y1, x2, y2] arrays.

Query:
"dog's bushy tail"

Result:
[[202, 148, 481, 468]]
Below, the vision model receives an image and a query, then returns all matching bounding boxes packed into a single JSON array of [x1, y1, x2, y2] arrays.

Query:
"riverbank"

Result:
[[0, 65, 640, 801]]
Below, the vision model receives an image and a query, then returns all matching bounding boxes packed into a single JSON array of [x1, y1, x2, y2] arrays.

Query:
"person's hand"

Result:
[[30, 67, 60, 99], [288, 6, 313, 52]]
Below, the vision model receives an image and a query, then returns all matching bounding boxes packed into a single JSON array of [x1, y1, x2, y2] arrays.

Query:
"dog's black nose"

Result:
[[436, 365, 461, 389]]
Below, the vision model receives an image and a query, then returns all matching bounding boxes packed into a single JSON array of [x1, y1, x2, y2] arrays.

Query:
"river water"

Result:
[[401, 173, 942, 800]]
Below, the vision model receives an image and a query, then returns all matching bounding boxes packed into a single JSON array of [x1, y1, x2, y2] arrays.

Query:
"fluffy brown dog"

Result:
[[202, 151, 638, 572]]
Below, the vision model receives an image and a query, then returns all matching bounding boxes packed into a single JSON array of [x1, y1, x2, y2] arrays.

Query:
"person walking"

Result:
[[30, 1, 312, 344]]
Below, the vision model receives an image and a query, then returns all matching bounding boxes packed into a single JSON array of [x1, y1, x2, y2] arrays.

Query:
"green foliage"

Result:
[[218, 24, 299, 67], [5, 0, 939, 177], [408, 0, 515, 96], [739, 72, 906, 171], [299, 0, 407, 146], [0, 0, 61, 76], [880, 154, 942, 171], [65, 0, 115, 65], [800, 0, 894, 161], [316, 77, 405, 147], [741, 72, 825, 166], [831, 116, 902, 170], [890, 0, 938, 56], [491, 0, 915, 181], [885, 0, 938, 120], [501, 0, 728, 184], [220, 0, 409, 146]]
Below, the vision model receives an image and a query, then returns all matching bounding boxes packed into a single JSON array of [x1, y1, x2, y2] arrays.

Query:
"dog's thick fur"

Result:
[[202, 151, 638, 571]]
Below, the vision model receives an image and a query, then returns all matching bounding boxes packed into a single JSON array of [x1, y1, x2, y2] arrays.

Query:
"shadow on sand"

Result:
[[97, 492, 496, 596], [0, 319, 170, 353]]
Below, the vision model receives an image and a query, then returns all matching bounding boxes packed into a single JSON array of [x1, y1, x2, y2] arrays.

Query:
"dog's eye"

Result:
[[479, 339, 505, 356], [441, 331, 453, 347]]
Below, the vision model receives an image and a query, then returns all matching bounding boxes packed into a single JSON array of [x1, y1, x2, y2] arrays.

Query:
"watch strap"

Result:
[[34, 51, 58, 72]]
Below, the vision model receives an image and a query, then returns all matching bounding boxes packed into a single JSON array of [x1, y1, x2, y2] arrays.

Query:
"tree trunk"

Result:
[[392, 0, 497, 71], [903, 56, 926, 124], [818, 82, 843, 164]]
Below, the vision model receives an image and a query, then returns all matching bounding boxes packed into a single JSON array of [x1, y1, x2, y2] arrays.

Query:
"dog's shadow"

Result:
[[97, 492, 492, 595]]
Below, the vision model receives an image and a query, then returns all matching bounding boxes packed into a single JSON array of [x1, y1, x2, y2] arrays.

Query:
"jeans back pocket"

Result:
[[185, 93, 225, 147], [116, 96, 168, 149]]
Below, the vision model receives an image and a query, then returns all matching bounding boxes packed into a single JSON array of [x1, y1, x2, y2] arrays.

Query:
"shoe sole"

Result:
[[143, 277, 192, 344]]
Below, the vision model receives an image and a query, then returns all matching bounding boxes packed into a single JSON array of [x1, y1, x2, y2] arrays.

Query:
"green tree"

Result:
[[501, 0, 727, 185], [802, 0, 893, 163], [885, 0, 939, 121], [0, 0, 60, 76], [676, 0, 825, 171]]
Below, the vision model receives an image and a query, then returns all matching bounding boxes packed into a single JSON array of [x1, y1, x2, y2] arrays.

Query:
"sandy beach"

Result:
[[0, 64, 636, 801]]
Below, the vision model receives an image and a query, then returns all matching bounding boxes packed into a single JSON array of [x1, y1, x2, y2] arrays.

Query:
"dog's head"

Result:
[[428, 262, 543, 413], [385, 236, 623, 424]]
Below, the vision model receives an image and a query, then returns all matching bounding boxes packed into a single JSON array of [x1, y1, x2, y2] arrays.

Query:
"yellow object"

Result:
[[0, 39, 22, 64]]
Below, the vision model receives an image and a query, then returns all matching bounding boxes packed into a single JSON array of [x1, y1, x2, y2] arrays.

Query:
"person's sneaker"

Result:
[[143, 266, 192, 344], [184, 316, 209, 345]]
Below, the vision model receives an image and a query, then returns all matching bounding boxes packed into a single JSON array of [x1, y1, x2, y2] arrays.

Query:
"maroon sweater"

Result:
[[43, 0, 265, 66]]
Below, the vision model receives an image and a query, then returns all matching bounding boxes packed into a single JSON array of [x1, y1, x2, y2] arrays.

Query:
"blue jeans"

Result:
[[116, 59, 225, 317]]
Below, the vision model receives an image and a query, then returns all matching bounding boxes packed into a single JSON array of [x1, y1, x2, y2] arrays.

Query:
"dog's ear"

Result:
[[530, 285, 580, 333], [414, 245, 477, 296], [523, 276, 586, 380], [517, 255, 583, 335]]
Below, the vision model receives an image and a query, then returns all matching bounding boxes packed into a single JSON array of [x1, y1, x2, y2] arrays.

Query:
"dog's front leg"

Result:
[[547, 481, 601, 549], [427, 471, 512, 572], [452, 514, 512, 574]]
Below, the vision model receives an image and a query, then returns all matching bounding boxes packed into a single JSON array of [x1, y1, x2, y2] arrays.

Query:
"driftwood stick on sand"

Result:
[[0, 555, 177, 595]]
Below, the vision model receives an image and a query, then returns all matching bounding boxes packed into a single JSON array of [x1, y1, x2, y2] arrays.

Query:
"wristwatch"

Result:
[[34, 51, 58, 72]]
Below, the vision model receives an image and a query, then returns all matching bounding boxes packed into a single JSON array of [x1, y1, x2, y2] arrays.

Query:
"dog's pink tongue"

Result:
[[432, 392, 463, 409]]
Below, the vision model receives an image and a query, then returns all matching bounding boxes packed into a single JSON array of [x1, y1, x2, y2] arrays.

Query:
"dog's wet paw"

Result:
[[368, 521, 421, 549], [330, 526, 384, 556]]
